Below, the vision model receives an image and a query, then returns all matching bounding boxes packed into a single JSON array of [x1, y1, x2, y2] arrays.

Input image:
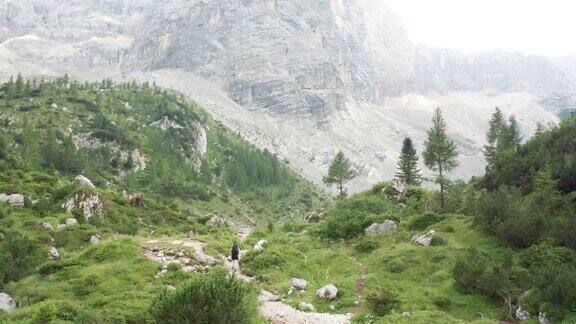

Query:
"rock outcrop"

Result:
[[62, 194, 105, 220], [364, 220, 397, 236], [74, 175, 96, 189], [0, 293, 16, 312], [316, 284, 338, 300], [412, 230, 436, 247], [48, 247, 60, 260], [90, 234, 101, 245], [291, 278, 308, 291], [254, 240, 268, 251], [206, 216, 226, 227], [0, 193, 25, 207]]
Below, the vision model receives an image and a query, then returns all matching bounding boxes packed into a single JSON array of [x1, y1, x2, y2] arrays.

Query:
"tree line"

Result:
[[324, 106, 523, 211]]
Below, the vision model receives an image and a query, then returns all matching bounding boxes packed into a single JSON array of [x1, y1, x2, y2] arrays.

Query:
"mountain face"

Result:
[[0, 0, 573, 191]]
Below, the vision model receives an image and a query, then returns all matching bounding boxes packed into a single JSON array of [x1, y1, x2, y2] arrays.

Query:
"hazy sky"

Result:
[[382, 0, 576, 57]]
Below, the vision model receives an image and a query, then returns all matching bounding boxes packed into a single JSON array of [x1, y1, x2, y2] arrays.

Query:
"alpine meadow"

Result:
[[1, 1, 576, 324]]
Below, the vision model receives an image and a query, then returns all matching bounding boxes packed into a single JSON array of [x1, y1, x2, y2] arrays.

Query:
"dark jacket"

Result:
[[231, 244, 239, 260]]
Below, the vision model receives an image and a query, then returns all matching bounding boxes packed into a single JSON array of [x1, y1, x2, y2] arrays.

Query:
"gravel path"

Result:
[[144, 236, 352, 323]]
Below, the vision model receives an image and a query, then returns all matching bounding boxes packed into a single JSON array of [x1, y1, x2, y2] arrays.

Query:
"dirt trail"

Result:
[[227, 229, 352, 324], [220, 251, 352, 324], [143, 234, 352, 323]]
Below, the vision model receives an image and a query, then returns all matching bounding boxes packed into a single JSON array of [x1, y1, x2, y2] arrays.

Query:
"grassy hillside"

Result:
[[0, 76, 324, 224], [0, 76, 323, 322], [2, 75, 576, 323]]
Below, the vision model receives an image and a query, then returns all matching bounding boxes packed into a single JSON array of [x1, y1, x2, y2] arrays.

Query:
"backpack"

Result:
[[231, 244, 239, 255]]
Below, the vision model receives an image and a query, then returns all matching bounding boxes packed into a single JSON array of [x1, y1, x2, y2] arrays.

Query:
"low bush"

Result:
[[453, 248, 515, 299], [0, 232, 44, 284], [241, 249, 286, 275], [319, 209, 372, 240], [354, 236, 380, 253], [149, 269, 257, 323], [409, 213, 445, 231], [365, 284, 401, 316]]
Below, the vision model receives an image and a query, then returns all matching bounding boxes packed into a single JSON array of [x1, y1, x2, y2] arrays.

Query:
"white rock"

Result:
[[316, 284, 338, 300], [90, 234, 100, 245], [165, 285, 176, 292], [516, 306, 530, 321], [0, 293, 16, 312], [193, 251, 216, 266], [206, 216, 226, 227], [538, 312, 549, 324], [254, 239, 268, 250], [51, 103, 58, 109], [48, 247, 60, 260], [74, 175, 96, 189], [364, 220, 397, 236], [0, 193, 25, 207], [291, 278, 308, 290], [298, 301, 316, 312], [41, 222, 54, 231], [62, 194, 104, 220], [411, 230, 436, 246], [65, 218, 78, 226]]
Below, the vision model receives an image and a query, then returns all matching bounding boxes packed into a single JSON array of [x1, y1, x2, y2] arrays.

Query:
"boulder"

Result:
[[412, 230, 436, 246], [206, 216, 226, 227], [62, 194, 105, 220], [291, 278, 308, 290], [538, 312, 549, 324], [74, 175, 96, 189], [65, 218, 78, 227], [0, 293, 16, 313], [298, 301, 316, 312], [0, 193, 25, 207], [165, 285, 176, 292], [305, 211, 326, 223], [90, 234, 101, 245], [48, 247, 60, 260], [254, 240, 268, 250], [193, 251, 216, 266], [516, 306, 530, 321], [364, 220, 397, 236], [41, 222, 54, 231], [316, 284, 338, 300]]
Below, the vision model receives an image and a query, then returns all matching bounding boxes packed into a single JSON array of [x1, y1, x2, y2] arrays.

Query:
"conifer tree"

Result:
[[395, 137, 421, 185], [15, 73, 24, 97], [3, 76, 15, 100], [423, 107, 458, 211], [41, 130, 60, 170], [484, 107, 506, 166], [499, 115, 521, 152], [323, 151, 357, 197]]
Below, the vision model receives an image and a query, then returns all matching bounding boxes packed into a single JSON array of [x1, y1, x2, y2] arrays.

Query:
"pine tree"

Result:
[[323, 151, 357, 197], [41, 130, 60, 170], [20, 117, 39, 169], [3, 77, 15, 100], [15, 73, 24, 97], [499, 115, 521, 152], [423, 107, 458, 211], [484, 107, 506, 166], [395, 137, 421, 185]]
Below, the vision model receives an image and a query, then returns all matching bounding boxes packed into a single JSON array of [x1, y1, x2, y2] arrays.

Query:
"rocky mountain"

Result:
[[0, 0, 573, 191]]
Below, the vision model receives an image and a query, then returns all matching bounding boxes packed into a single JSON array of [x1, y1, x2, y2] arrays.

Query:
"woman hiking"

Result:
[[230, 242, 240, 273]]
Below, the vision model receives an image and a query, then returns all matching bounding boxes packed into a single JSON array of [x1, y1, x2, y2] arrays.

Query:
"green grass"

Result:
[[240, 209, 506, 323]]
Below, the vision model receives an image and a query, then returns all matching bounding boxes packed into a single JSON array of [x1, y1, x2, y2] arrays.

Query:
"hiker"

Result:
[[231, 242, 240, 272]]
